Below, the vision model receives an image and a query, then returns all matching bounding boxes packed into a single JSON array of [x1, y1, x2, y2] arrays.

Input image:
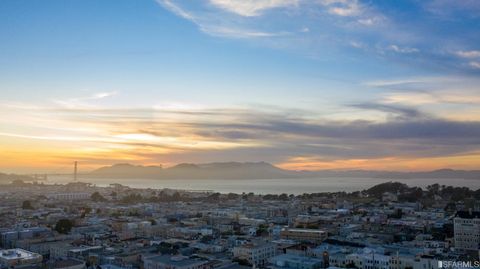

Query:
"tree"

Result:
[[366, 182, 409, 199], [227, 193, 239, 200], [121, 193, 143, 204], [91, 192, 106, 202], [256, 224, 269, 237], [233, 258, 250, 266], [80, 207, 92, 218], [55, 219, 73, 234], [157, 242, 179, 255], [200, 235, 213, 243], [207, 192, 221, 201], [172, 192, 181, 201], [22, 200, 34, 210]]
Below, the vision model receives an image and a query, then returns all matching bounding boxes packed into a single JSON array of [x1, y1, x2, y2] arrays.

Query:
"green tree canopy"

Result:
[[55, 219, 73, 234], [22, 200, 34, 210]]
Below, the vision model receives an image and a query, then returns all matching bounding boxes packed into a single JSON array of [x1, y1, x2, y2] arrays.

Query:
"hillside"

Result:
[[89, 162, 480, 180]]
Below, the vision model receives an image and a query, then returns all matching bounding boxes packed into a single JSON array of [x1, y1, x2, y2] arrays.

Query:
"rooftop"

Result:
[[0, 249, 41, 261], [282, 228, 327, 234], [53, 259, 85, 269], [144, 255, 207, 267], [271, 254, 323, 266]]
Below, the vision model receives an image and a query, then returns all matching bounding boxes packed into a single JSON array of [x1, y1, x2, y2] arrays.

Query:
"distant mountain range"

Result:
[[90, 162, 297, 179], [89, 162, 480, 180]]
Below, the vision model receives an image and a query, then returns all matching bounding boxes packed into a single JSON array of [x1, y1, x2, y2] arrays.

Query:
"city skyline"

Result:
[[1, 0, 480, 173]]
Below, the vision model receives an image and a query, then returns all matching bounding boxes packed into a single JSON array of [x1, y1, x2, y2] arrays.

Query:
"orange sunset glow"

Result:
[[1, 0, 480, 175]]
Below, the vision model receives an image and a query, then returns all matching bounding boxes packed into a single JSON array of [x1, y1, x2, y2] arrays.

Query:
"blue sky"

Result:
[[0, 0, 479, 172]]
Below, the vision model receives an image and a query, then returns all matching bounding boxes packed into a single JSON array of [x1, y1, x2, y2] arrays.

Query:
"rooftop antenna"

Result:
[[74, 161, 78, 182]]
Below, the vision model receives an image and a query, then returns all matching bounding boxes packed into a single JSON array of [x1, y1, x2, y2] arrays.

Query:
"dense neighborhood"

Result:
[[1, 180, 480, 269]]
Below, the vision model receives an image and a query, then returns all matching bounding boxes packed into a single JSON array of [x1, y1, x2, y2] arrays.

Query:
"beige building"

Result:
[[280, 228, 327, 244]]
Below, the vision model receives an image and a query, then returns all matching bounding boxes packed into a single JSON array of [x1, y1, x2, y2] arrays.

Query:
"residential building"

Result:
[[280, 228, 327, 244], [143, 255, 212, 269], [233, 242, 276, 267], [0, 249, 42, 268], [454, 210, 480, 251]]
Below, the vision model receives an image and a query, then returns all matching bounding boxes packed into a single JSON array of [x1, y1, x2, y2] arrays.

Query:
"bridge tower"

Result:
[[74, 161, 78, 181]]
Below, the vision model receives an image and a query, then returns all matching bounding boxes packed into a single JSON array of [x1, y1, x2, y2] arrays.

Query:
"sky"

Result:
[[0, 0, 480, 173]]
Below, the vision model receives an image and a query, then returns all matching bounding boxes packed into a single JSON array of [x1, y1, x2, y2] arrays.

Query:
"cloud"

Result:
[[424, 0, 480, 17], [364, 76, 480, 108], [200, 25, 289, 38], [469, 61, 480, 69], [158, 0, 196, 20], [208, 0, 299, 17], [320, 0, 363, 17], [157, 0, 480, 75], [357, 16, 383, 26], [455, 50, 480, 59], [349, 41, 365, 49], [157, 0, 288, 38], [53, 91, 118, 108], [91, 91, 117, 100], [349, 103, 425, 120], [387, 45, 419, 54], [364, 77, 434, 88], [2, 101, 480, 170]]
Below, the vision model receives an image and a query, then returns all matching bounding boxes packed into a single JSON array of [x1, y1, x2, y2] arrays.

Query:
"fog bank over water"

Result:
[[46, 176, 480, 195]]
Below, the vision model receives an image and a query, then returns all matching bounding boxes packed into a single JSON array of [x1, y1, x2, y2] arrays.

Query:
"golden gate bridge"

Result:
[[26, 161, 82, 182]]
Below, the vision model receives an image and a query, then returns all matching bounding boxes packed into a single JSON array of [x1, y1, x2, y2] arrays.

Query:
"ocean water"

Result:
[[46, 176, 480, 194]]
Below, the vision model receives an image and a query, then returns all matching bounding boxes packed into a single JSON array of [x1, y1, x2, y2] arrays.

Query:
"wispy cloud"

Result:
[[199, 25, 289, 38], [157, 0, 480, 74], [159, 0, 196, 20], [387, 45, 419, 54], [455, 50, 480, 59], [424, 0, 480, 17], [208, 0, 299, 17], [365, 76, 480, 106], [469, 61, 480, 69], [349, 103, 426, 120], [1, 100, 480, 171], [157, 0, 289, 39], [319, 0, 363, 17], [53, 91, 118, 108]]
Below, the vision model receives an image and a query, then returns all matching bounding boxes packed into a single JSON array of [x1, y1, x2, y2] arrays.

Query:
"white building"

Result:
[[48, 193, 90, 201], [233, 242, 276, 267], [454, 210, 480, 251], [0, 249, 42, 268]]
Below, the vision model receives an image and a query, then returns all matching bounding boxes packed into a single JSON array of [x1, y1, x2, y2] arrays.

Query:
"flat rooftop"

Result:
[[282, 228, 326, 234], [145, 255, 207, 267], [0, 249, 41, 260]]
